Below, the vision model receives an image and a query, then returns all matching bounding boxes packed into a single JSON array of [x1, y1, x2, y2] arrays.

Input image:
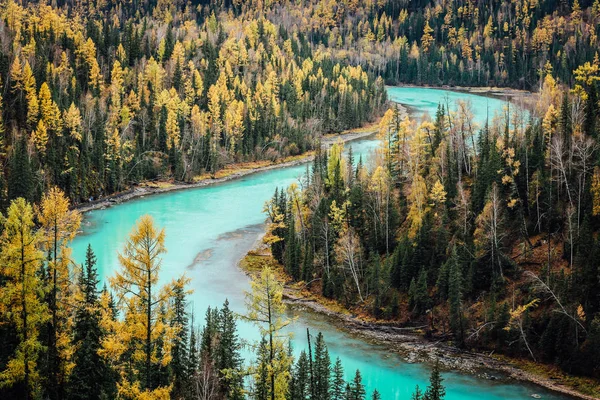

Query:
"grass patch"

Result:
[[139, 181, 176, 189]]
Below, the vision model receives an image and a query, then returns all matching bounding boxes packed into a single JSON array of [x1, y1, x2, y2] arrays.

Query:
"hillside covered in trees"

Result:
[[0, 0, 388, 206], [263, 1, 600, 390], [1, 0, 600, 399]]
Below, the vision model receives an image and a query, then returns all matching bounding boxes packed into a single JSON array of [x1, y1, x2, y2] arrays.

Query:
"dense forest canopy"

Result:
[[0, 0, 599, 399], [261, 0, 600, 390]]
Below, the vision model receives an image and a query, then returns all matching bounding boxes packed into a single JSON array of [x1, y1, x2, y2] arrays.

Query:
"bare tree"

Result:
[[573, 135, 596, 234], [474, 183, 506, 278], [526, 270, 587, 345], [334, 227, 364, 302], [195, 359, 220, 400]]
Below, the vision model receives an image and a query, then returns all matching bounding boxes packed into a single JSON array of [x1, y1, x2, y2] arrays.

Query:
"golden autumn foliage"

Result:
[[36, 188, 81, 382], [108, 215, 184, 397], [0, 198, 48, 398], [244, 266, 294, 400]]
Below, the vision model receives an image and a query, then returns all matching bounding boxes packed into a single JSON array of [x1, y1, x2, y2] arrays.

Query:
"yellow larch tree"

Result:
[[421, 18, 435, 53], [36, 187, 81, 391], [32, 120, 48, 154], [109, 215, 179, 396], [63, 103, 83, 142], [243, 266, 293, 400], [224, 99, 245, 153], [22, 61, 39, 129], [0, 198, 48, 400], [38, 82, 62, 134], [406, 173, 429, 240]]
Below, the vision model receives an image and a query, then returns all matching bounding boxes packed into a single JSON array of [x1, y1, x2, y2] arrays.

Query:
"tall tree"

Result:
[[244, 267, 293, 400], [37, 187, 81, 399], [0, 198, 48, 400], [69, 245, 106, 400], [331, 357, 345, 400], [109, 215, 179, 396], [216, 299, 244, 400], [170, 277, 189, 399]]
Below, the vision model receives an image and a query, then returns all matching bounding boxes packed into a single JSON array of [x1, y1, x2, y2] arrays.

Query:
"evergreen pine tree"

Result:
[[412, 385, 424, 400], [313, 332, 331, 400], [331, 357, 345, 400], [371, 389, 381, 400], [292, 351, 310, 400], [8, 137, 34, 202], [68, 245, 105, 400], [448, 250, 465, 347], [170, 278, 189, 399], [348, 370, 365, 400], [255, 337, 270, 400], [424, 361, 445, 400], [217, 300, 243, 400]]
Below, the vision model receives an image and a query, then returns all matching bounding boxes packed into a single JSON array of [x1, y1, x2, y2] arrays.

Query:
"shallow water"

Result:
[[72, 87, 571, 399], [386, 86, 520, 127]]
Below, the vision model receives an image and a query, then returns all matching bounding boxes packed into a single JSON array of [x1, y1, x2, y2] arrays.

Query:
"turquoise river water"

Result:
[[71, 87, 572, 399]]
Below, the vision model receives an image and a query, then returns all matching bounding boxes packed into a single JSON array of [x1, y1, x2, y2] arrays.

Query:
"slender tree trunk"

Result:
[[147, 267, 152, 390], [21, 227, 30, 400]]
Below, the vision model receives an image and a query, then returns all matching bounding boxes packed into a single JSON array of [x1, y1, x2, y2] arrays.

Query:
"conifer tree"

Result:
[[216, 299, 243, 399], [448, 251, 465, 347], [0, 198, 48, 400], [8, 138, 34, 203], [244, 267, 293, 400], [109, 215, 180, 395], [348, 370, 366, 400], [331, 357, 346, 400], [69, 245, 105, 400], [37, 187, 81, 399], [424, 361, 445, 400], [291, 351, 310, 400], [170, 277, 189, 399], [313, 332, 331, 400]]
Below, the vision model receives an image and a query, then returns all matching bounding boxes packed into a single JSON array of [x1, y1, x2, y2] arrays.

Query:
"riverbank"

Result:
[[75, 117, 390, 214], [240, 245, 599, 400]]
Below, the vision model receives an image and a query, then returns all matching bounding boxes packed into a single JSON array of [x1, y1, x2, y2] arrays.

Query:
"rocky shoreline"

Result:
[[282, 290, 595, 400]]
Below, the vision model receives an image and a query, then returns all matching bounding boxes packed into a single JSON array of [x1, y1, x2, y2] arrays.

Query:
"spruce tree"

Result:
[[292, 351, 310, 400], [348, 370, 366, 400], [68, 245, 105, 400], [313, 332, 331, 400], [412, 385, 424, 400], [187, 320, 199, 398], [255, 337, 270, 400], [170, 279, 189, 399], [331, 357, 345, 400], [217, 300, 243, 399], [8, 137, 34, 202], [424, 361, 445, 400], [448, 252, 465, 347]]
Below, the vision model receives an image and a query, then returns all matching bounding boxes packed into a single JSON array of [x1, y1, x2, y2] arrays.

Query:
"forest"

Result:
[[265, 3, 600, 388], [1, 0, 600, 399]]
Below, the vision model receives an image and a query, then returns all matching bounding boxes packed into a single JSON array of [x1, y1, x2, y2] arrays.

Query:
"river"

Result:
[[71, 87, 571, 400]]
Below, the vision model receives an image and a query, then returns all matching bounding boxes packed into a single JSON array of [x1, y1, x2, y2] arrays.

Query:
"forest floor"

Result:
[[240, 242, 600, 400], [75, 114, 391, 213]]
